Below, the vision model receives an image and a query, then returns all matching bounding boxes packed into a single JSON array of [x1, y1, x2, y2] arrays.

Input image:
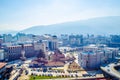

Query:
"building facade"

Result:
[[4, 44, 35, 61], [78, 45, 119, 69], [0, 49, 5, 61]]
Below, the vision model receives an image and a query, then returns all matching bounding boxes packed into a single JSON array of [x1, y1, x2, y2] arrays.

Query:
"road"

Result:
[[100, 62, 120, 79]]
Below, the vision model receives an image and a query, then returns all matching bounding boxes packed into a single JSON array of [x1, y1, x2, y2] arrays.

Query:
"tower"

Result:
[[20, 44, 26, 61]]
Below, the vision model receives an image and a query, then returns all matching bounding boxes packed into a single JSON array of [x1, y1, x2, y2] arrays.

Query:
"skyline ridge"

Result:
[[1, 15, 120, 31], [1, 16, 120, 35]]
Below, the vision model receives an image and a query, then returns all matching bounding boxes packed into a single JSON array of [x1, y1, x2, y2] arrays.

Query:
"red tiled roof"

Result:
[[45, 61, 65, 67], [0, 62, 7, 69]]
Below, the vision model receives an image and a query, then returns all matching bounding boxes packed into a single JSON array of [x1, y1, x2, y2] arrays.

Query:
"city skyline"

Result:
[[0, 0, 120, 31], [0, 0, 120, 79]]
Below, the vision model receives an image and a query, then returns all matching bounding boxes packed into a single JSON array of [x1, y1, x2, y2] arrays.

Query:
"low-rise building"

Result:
[[4, 44, 35, 61], [67, 61, 81, 72]]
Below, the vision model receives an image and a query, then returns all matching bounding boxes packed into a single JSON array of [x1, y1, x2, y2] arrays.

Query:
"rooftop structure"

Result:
[[45, 61, 65, 67], [30, 49, 75, 68], [0, 62, 7, 69], [82, 51, 95, 55], [0, 62, 8, 80], [67, 61, 81, 72]]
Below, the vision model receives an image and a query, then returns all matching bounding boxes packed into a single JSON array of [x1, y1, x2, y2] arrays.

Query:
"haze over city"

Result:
[[0, 0, 120, 31], [0, 0, 120, 80]]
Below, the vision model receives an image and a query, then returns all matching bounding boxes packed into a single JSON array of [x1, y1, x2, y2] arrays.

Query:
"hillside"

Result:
[[19, 16, 120, 35]]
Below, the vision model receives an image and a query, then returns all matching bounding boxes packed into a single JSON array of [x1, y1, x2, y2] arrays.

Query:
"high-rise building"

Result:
[[48, 35, 58, 51], [3, 34, 12, 43], [0, 49, 4, 61], [78, 44, 119, 69], [48, 40, 58, 51], [0, 38, 3, 48], [69, 35, 83, 47]]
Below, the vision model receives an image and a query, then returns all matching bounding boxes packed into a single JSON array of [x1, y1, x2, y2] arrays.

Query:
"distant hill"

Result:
[[20, 16, 120, 35], [10, 16, 120, 35]]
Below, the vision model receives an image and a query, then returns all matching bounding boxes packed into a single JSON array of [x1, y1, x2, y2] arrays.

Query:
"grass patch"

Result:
[[29, 75, 70, 80]]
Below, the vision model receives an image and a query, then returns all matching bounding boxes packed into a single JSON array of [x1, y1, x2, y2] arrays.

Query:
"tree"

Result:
[[37, 49, 45, 58]]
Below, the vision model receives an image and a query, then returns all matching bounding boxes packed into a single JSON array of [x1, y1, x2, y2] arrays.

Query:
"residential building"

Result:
[[3, 34, 12, 43], [78, 44, 119, 69]]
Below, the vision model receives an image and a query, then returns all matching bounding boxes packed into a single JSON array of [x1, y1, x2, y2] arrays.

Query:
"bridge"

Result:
[[100, 62, 120, 80]]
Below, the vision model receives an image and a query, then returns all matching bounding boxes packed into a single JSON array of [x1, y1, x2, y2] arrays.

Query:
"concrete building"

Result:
[[33, 41, 48, 60], [4, 41, 49, 61], [4, 44, 35, 61], [69, 35, 83, 47], [78, 44, 119, 69], [48, 35, 58, 51], [60, 34, 69, 46], [48, 40, 58, 51], [0, 38, 3, 48], [34, 42, 46, 52], [0, 49, 5, 61], [78, 52, 95, 69], [3, 34, 12, 43]]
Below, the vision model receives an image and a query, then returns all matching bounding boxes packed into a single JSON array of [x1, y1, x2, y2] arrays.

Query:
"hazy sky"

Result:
[[0, 0, 120, 31]]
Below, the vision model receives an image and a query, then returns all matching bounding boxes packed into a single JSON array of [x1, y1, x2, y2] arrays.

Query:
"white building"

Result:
[[78, 45, 119, 69], [34, 42, 47, 52], [78, 52, 99, 69]]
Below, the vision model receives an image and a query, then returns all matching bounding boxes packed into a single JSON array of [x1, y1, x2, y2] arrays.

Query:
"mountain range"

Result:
[[1, 16, 120, 35]]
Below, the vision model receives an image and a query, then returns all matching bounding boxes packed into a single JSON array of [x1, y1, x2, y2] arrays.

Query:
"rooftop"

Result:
[[84, 44, 98, 48], [7, 44, 33, 47], [82, 52, 95, 55], [0, 62, 7, 69], [45, 61, 65, 67]]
